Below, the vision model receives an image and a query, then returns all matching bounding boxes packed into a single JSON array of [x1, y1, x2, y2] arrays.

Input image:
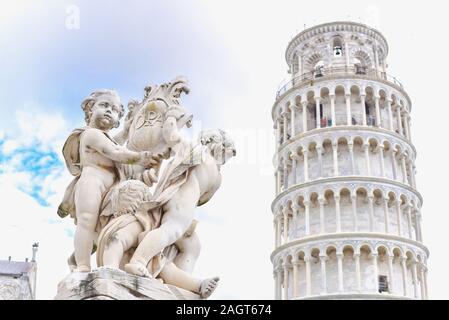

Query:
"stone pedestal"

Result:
[[55, 267, 201, 300]]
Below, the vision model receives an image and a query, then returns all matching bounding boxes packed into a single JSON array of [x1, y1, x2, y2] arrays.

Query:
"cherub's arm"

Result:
[[84, 129, 158, 166], [113, 129, 128, 146]]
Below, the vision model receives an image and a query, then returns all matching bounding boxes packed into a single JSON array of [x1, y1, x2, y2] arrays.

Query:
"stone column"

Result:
[[387, 98, 394, 130], [290, 153, 298, 185], [387, 255, 395, 294], [303, 149, 309, 182], [335, 195, 341, 233], [407, 205, 413, 239], [317, 145, 323, 178], [305, 257, 312, 296], [374, 96, 381, 127], [315, 97, 321, 129], [364, 143, 371, 176], [319, 196, 325, 234], [401, 154, 408, 184], [406, 158, 416, 189], [411, 260, 419, 299], [374, 45, 380, 75], [290, 103, 296, 138], [391, 148, 398, 181], [332, 142, 339, 176], [276, 213, 282, 247], [283, 263, 289, 300], [368, 195, 375, 232], [378, 145, 386, 178], [372, 253, 379, 293], [345, 42, 350, 67], [282, 111, 288, 143], [423, 267, 429, 300], [401, 257, 408, 297], [274, 268, 280, 299], [346, 94, 352, 126], [330, 94, 336, 126], [348, 142, 355, 175], [283, 207, 289, 245], [278, 267, 284, 299], [275, 170, 280, 195], [396, 200, 402, 237], [320, 255, 327, 295], [351, 192, 358, 232], [403, 112, 411, 140], [304, 200, 310, 236], [274, 217, 278, 248], [419, 265, 426, 300], [283, 161, 288, 191], [354, 253, 362, 292], [337, 253, 344, 293], [413, 208, 420, 241], [292, 258, 300, 299], [383, 198, 390, 234], [405, 113, 412, 140], [413, 164, 417, 188], [302, 101, 308, 133], [361, 94, 367, 126], [409, 160, 416, 189], [417, 212, 423, 242], [275, 121, 281, 149], [396, 106, 403, 136]]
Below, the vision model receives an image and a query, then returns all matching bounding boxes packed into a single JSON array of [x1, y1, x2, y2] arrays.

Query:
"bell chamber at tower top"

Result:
[[276, 22, 406, 99]]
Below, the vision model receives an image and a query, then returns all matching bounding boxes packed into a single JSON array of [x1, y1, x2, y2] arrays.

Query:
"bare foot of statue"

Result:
[[73, 265, 91, 273], [124, 262, 151, 278], [199, 276, 220, 299]]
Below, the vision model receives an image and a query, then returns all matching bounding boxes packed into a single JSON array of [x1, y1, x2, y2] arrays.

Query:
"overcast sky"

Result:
[[1, 0, 448, 299]]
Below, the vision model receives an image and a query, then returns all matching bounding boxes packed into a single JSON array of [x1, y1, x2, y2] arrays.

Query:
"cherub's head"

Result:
[[199, 129, 236, 165], [81, 89, 124, 130]]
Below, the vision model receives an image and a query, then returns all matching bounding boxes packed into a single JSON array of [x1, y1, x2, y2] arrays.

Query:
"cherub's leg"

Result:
[[102, 221, 142, 269], [74, 183, 104, 272], [159, 262, 219, 298], [125, 180, 200, 276], [174, 231, 201, 274]]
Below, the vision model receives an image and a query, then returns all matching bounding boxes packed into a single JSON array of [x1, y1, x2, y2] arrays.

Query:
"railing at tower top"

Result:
[[276, 66, 404, 100]]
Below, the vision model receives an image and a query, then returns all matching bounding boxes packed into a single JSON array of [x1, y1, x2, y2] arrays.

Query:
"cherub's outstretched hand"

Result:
[[138, 151, 163, 168]]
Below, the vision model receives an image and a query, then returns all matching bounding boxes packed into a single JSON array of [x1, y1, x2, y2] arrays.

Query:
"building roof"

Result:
[[0, 260, 33, 276]]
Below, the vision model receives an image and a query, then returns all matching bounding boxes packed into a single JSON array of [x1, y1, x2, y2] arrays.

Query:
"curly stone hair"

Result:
[[81, 89, 124, 127]]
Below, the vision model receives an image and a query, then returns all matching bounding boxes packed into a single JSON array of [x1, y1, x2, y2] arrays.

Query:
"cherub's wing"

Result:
[[62, 128, 86, 176]]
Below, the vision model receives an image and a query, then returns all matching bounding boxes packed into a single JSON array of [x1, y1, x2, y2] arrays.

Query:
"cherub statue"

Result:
[[94, 129, 236, 298], [57, 89, 160, 272]]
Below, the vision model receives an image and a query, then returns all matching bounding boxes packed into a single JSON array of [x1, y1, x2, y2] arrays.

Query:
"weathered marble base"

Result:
[[55, 267, 201, 300]]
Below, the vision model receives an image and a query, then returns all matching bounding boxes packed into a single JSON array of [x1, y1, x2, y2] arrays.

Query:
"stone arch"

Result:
[[305, 52, 324, 71], [353, 49, 372, 68]]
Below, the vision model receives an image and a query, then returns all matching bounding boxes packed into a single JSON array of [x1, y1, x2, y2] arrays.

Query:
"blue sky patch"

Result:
[[0, 137, 64, 207]]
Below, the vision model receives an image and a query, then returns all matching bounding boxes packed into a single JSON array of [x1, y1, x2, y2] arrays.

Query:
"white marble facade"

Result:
[[271, 22, 428, 300]]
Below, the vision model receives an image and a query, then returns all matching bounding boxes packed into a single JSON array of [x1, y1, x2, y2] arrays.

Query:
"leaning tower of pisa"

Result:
[[271, 21, 429, 300]]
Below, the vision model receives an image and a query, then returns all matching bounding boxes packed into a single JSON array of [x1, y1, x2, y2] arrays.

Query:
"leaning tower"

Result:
[[271, 21, 429, 300]]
